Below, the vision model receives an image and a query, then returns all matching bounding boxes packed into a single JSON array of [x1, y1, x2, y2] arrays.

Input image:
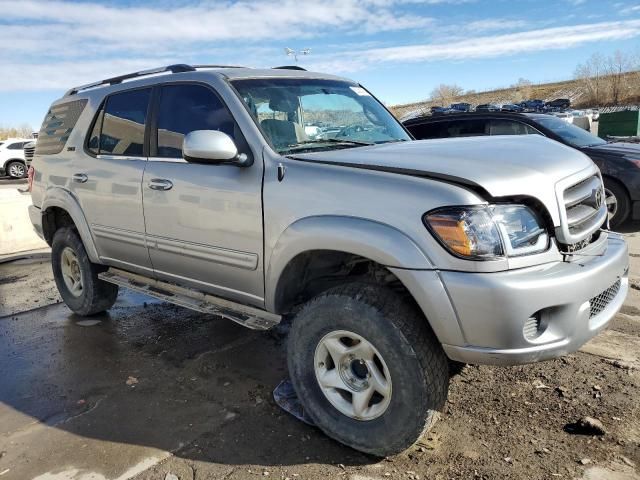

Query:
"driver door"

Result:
[[142, 83, 265, 307]]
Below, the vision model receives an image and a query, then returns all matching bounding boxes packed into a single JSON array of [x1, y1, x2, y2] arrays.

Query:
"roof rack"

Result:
[[273, 65, 307, 71], [192, 64, 246, 69], [64, 63, 246, 96]]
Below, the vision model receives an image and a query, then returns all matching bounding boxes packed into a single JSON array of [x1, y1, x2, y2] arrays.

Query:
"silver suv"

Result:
[[28, 64, 629, 456]]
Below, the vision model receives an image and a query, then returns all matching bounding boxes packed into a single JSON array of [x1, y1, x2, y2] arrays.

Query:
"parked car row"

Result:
[[427, 98, 574, 116], [403, 111, 640, 227]]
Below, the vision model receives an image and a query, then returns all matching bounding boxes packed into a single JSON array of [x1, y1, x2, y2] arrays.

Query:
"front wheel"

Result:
[[603, 179, 630, 229], [6, 161, 26, 178], [51, 227, 118, 316], [287, 283, 449, 456]]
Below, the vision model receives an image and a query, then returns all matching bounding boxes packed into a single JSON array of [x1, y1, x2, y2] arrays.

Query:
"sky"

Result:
[[1, 0, 639, 130]]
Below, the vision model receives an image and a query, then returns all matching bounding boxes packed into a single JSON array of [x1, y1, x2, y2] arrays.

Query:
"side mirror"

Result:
[[182, 130, 252, 167]]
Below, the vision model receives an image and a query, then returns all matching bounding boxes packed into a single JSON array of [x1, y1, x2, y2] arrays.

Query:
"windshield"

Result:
[[536, 115, 606, 148], [231, 78, 410, 154]]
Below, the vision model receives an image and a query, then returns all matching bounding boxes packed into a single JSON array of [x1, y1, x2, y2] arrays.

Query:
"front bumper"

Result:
[[440, 233, 628, 365]]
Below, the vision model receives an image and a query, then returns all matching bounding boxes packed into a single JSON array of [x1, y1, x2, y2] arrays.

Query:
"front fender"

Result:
[[41, 187, 101, 263], [265, 215, 433, 311]]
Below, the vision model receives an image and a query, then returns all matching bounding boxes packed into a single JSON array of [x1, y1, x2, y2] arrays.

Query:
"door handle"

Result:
[[147, 179, 173, 191], [72, 173, 88, 183]]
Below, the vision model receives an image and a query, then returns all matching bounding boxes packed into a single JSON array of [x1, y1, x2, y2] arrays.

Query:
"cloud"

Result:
[[306, 19, 640, 73], [0, 1, 639, 92], [0, 0, 432, 47]]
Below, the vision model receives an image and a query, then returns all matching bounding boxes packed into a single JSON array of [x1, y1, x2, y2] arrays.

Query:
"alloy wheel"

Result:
[[604, 187, 618, 222], [60, 247, 83, 297], [314, 330, 392, 421], [8, 163, 25, 178]]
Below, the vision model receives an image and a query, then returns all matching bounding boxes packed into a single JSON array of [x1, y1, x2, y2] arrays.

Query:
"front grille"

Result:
[[24, 143, 35, 163], [589, 280, 621, 318], [560, 175, 607, 245]]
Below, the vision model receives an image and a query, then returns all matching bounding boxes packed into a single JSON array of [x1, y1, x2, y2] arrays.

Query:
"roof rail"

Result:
[[64, 64, 196, 96], [192, 64, 246, 69], [273, 65, 307, 71]]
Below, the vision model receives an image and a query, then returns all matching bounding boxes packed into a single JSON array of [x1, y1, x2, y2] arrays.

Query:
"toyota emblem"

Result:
[[594, 189, 603, 209]]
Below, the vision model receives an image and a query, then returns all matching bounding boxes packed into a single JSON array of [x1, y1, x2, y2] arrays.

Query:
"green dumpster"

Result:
[[598, 110, 640, 138]]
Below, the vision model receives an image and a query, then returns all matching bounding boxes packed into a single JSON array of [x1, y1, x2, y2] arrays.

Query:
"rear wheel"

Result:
[[51, 227, 118, 316], [288, 283, 449, 456], [603, 179, 630, 229], [6, 161, 26, 178]]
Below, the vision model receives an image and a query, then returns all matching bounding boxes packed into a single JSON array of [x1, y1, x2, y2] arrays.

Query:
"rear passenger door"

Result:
[[142, 83, 264, 307], [72, 87, 153, 274]]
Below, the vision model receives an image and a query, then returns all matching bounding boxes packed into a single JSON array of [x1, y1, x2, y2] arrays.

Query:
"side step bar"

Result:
[[98, 268, 281, 331]]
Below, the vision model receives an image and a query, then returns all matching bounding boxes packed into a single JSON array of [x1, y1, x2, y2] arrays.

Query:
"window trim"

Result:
[[147, 80, 249, 164], [83, 85, 153, 159]]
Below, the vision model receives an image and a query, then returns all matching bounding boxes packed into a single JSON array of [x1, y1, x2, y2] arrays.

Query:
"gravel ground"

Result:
[[0, 232, 639, 480]]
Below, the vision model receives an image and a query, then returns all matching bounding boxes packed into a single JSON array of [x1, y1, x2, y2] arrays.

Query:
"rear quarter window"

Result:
[[36, 99, 88, 155]]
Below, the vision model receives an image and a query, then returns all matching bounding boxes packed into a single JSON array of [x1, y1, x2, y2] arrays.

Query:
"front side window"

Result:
[[231, 78, 410, 154], [8, 142, 26, 150], [99, 88, 151, 156], [156, 84, 235, 158]]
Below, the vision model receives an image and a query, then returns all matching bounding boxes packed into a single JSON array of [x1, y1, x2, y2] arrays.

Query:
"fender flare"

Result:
[[264, 215, 433, 311], [41, 187, 101, 263]]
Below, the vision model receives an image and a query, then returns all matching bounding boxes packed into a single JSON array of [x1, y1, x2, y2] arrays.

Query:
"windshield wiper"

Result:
[[297, 138, 374, 146], [280, 138, 374, 154]]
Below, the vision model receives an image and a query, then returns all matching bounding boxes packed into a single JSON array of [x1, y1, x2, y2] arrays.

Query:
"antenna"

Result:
[[284, 47, 311, 63]]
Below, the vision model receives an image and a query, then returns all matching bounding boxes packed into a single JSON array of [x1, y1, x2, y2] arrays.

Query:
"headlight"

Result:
[[424, 205, 549, 260]]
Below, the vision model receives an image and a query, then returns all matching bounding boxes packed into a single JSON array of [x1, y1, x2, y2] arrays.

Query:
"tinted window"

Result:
[[446, 120, 487, 137], [99, 89, 151, 156], [87, 108, 103, 155], [156, 84, 235, 158], [487, 120, 539, 136], [8, 142, 26, 149], [407, 121, 453, 140], [36, 99, 88, 155]]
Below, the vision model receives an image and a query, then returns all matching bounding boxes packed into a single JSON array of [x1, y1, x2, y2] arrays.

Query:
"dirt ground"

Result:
[[1, 231, 639, 480]]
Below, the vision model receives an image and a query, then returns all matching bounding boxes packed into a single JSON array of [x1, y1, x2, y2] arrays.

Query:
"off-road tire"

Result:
[[603, 178, 630, 229], [51, 227, 118, 316], [287, 282, 449, 456]]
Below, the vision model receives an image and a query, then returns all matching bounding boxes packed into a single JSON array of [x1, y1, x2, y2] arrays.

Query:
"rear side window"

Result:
[[35, 99, 87, 155], [487, 120, 539, 136], [98, 89, 151, 156], [155, 84, 236, 158], [408, 121, 452, 140], [446, 120, 487, 137], [7, 142, 26, 150], [87, 89, 151, 157]]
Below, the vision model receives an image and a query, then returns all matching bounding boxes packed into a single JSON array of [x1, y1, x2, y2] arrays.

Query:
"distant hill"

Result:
[[389, 72, 640, 120]]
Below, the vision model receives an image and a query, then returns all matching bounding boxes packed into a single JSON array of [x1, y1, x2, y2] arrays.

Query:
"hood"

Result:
[[583, 141, 640, 157], [291, 135, 599, 226]]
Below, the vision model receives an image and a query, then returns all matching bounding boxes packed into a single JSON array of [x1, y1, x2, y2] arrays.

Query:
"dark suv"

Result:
[[403, 112, 640, 227]]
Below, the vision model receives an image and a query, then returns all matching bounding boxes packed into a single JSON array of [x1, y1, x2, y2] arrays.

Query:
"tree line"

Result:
[[0, 124, 35, 141], [428, 49, 640, 108]]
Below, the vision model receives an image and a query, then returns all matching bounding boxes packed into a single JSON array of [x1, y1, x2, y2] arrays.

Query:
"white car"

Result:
[[0, 138, 32, 178], [551, 112, 574, 124]]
